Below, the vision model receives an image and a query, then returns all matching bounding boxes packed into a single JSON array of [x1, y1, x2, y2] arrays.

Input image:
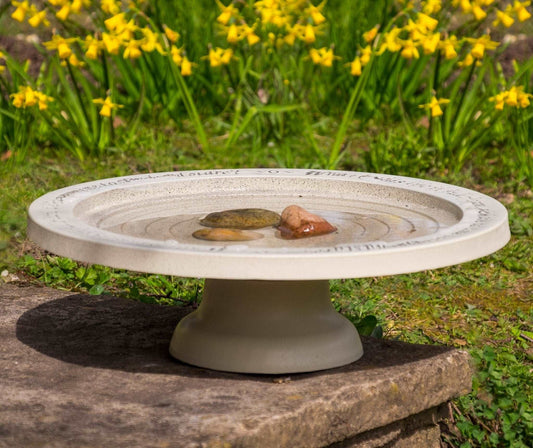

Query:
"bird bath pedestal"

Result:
[[27, 169, 510, 374]]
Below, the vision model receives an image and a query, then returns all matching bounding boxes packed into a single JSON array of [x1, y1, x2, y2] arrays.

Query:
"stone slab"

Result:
[[0, 283, 473, 448]]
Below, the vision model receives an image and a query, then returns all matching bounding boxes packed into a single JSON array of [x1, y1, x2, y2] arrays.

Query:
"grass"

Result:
[[1, 123, 532, 447]]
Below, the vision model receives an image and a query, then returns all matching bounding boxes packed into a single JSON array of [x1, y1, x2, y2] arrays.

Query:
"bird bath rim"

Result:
[[27, 168, 510, 281]]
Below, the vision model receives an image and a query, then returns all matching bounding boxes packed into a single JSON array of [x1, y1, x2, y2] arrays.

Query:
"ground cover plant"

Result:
[[1, 1, 532, 447]]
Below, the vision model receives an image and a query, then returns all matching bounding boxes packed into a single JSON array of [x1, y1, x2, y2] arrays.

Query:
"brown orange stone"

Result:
[[278, 205, 337, 239], [192, 228, 263, 241], [200, 208, 280, 230]]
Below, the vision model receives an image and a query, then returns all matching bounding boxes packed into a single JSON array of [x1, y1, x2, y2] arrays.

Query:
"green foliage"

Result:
[[447, 347, 533, 448]]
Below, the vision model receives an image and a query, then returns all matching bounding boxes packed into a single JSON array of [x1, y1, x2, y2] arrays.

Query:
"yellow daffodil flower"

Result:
[[306, 2, 326, 25], [163, 25, 180, 43], [349, 56, 362, 76], [170, 45, 183, 65], [206, 47, 234, 67], [101, 0, 120, 15], [422, 32, 441, 54], [489, 86, 532, 109], [439, 35, 459, 59], [181, 56, 192, 76], [43, 35, 77, 59], [471, 4, 487, 20], [363, 26, 379, 43], [419, 96, 450, 117], [514, 1, 532, 21], [360, 45, 372, 65], [309, 47, 337, 67], [246, 30, 260, 46], [141, 28, 166, 55], [400, 40, 420, 59], [68, 53, 84, 67], [83, 35, 102, 60], [489, 91, 507, 110], [226, 24, 240, 44], [417, 13, 439, 32], [56, 3, 72, 21], [458, 53, 475, 67], [493, 9, 515, 27], [423, 0, 442, 15], [93, 96, 123, 117], [302, 24, 316, 44], [11, 0, 30, 22], [465, 35, 499, 59], [102, 32, 122, 55], [10, 86, 54, 110], [104, 13, 127, 33], [378, 27, 402, 54], [28, 9, 49, 27], [123, 40, 142, 59], [216, 0, 237, 25]]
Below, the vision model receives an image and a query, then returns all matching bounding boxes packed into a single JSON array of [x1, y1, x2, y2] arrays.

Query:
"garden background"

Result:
[[0, 0, 532, 446]]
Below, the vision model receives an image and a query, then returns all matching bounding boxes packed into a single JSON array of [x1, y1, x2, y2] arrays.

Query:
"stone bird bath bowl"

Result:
[[27, 169, 510, 374]]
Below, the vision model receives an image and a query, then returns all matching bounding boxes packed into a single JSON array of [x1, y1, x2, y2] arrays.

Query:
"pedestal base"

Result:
[[169, 279, 363, 373]]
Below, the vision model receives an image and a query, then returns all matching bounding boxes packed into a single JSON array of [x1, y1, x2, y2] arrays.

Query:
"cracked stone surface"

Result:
[[0, 283, 473, 448]]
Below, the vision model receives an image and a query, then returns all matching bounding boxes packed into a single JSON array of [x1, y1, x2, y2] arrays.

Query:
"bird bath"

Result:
[[27, 169, 510, 374]]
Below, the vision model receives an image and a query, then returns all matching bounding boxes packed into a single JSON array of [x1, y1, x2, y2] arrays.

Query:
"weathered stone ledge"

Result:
[[0, 284, 473, 447]]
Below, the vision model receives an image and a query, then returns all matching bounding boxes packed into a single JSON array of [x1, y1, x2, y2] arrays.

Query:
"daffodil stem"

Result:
[[329, 57, 374, 169], [65, 60, 91, 135], [170, 61, 209, 150], [452, 62, 476, 130]]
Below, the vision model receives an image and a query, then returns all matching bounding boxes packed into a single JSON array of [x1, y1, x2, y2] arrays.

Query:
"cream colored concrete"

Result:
[[169, 279, 363, 373]]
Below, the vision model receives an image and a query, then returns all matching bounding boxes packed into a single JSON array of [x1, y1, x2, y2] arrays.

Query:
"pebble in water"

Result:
[[200, 208, 281, 230], [278, 205, 337, 239], [192, 228, 263, 241]]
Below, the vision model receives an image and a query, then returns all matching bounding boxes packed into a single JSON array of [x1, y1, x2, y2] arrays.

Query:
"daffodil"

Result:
[[11, 0, 30, 22], [123, 40, 142, 59], [465, 35, 499, 59], [101, 0, 120, 15], [10, 86, 54, 110], [471, 3, 487, 20], [206, 47, 234, 67], [170, 45, 183, 65], [67, 53, 84, 67], [360, 45, 372, 65], [302, 24, 316, 44], [514, 1, 532, 21], [163, 25, 180, 43], [141, 28, 166, 54], [489, 86, 532, 109], [419, 96, 450, 117], [416, 13, 438, 32], [489, 91, 507, 110], [400, 39, 420, 59], [216, 0, 237, 25], [181, 56, 192, 76], [349, 56, 362, 76], [93, 96, 123, 117], [43, 35, 77, 59], [378, 27, 402, 54], [28, 9, 49, 27], [422, 0, 442, 15], [493, 9, 515, 27], [102, 32, 122, 55], [458, 53, 475, 67], [306, 2, 326, 25], [439, 35, 459, 59], [422, 32, 441, 54], [309, 47, 337, 67], [363, 26, 379, 43], [83, 35, 102, 60]]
